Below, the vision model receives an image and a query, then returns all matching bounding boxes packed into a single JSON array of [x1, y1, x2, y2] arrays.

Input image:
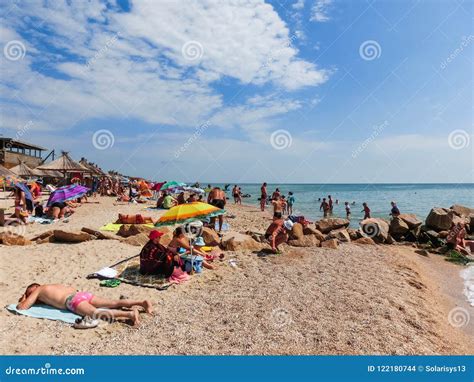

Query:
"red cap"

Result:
[[149, 230, 164, 240]]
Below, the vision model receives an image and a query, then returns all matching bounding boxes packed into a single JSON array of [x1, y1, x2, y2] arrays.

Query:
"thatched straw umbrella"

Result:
[[37, 151, 90, 181], [9, 161, 42, 177]]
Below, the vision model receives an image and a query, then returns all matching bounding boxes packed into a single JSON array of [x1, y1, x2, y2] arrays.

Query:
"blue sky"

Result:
[[0, 0, 472, 183]]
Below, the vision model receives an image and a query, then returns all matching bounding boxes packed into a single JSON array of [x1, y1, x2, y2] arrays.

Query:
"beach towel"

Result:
[[215, 222, 230, 231], [6, 304, 80, 324], [89, 255, 171, 290], [99, 223, 155, 233]]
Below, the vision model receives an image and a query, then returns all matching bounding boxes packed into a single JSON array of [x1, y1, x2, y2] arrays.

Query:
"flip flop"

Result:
[[73, 316, 100, 329], [100, 279, 121, 288]]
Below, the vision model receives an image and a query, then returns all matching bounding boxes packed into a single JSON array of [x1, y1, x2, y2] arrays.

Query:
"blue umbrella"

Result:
[[14, 182, 33, 202]]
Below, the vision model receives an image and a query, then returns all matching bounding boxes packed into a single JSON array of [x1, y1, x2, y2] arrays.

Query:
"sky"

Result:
[[0, 0, 472, 183]]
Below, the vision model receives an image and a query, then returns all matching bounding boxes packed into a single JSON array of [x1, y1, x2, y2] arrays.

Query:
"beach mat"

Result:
[[6, 304, 80, 324], [99, 223, 155, 233]]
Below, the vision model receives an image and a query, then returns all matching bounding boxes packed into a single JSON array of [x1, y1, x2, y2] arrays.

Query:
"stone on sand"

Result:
[[354, 237, 376, 245], [0, 232, 32, 246], [289, 223, 304, 240], [202, 227, 220, 246], [288, 235, 320, 247], [327, 228, 351, 242], [360, 218, 389, 243], [53, 230, 95, 243], [425, 208, 454, 231], [321, 238, 338, 249], [303, 226, 326, 241], [222, 232, 266, 251], [398, 214, 422, 229], [389, 217, 410, 236], [117, 224, 155, 238], [315, 218, 350, 234]]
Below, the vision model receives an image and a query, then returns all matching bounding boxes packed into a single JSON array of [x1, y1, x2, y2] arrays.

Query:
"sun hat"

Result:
[[149, 230, 164, 240], [193, 236, 205, 246], [283, 219, 294, 230]]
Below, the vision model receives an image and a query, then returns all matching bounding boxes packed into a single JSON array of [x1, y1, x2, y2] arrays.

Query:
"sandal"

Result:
[[73, 316, 100, 329]]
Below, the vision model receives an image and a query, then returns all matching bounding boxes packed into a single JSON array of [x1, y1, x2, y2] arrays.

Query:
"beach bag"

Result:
[[180, 255, 203, 273]]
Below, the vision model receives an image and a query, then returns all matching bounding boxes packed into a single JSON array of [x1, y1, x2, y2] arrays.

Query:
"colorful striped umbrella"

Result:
[[47, 184, 90, 206], [160, 181, 186, 191], [14, 182, 34, 202], [155, 202, 225, 227]]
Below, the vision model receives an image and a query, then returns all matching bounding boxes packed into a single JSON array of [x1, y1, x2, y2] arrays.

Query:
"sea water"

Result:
[[216, 183, 474, 226]]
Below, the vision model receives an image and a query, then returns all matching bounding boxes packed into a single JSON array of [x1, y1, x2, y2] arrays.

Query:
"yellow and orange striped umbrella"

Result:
[[155, 202, 225, 227]]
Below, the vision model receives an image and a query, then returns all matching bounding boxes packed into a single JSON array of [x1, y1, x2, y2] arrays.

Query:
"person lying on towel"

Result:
[[139, 230, 180, 277], [17, 283, 152, 327]]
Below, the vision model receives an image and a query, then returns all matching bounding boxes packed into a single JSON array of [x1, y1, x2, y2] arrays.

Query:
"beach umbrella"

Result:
[[183, 186, 205, 194], [155, 202, 225, 227], [14, 182, 34, 202], [46, 184, 90, 206], [9, 161, 42, 178], [160, 181, 186, 191]]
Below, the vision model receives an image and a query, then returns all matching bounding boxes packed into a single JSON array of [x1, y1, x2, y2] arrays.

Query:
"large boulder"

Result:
[[288, 235, 320, 247], [289, 223, 304, 240], [360, 218, 389, 243], [354, 237, 375, 245], [450, 204, 474, 218], [425, 208, 454, 231], [81, 227, 120, 240], [389, 217, 410, 236], [398, 214, 422, 229], [222, 232, 266, 251], [303, 226, 326, 241], [321, 238, 338, 249], [347, 228, 362, 241], [123, 233, 149, 246], [53, 230, 95, 243], [327, 228, 351, 242], [0, 232, 32, 246], [315, 218, 350, 234], [202, 227, 220, 246], [117, 224, 155, 238]]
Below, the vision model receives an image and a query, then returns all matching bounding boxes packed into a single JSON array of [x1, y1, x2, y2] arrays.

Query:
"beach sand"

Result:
[[0, 194, 472, 355]]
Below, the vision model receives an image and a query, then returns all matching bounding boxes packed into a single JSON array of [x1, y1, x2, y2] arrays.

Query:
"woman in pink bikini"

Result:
[[17, 283, 152, 327]]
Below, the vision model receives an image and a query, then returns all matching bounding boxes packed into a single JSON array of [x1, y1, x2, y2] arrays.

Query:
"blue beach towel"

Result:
[[215, 222, 230, 231], [6, 304, 81, 324]]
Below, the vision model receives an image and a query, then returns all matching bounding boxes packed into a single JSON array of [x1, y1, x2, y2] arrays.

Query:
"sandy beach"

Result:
[[0, 193, 472, 355]]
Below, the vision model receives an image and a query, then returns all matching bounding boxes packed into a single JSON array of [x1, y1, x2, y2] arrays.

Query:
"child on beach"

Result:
[[390, 201, 400, 217], [362, 202, 371, 219], [287, 192, 295, 215], [16, 283, 152, 327], [320, 198, 330, 218], [345, 202, 351, 219]]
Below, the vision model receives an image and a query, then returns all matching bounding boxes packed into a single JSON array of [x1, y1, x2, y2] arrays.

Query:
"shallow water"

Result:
[[219, 183, 474, 226]]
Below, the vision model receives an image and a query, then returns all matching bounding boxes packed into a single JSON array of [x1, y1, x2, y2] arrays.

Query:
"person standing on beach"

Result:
[[232, 185, 239, 204], [320, 198, 330, 218], [287, 192, 295, 215], [272, 195, 285, 220], [345, 202, 351, 219], [328, 195, 333, 214], [208, 186, 226, 232], [390, 201, 400, 217], [272, 188, 281, 200], [362, 202, 371, 219], [260, 182, 267, 211]]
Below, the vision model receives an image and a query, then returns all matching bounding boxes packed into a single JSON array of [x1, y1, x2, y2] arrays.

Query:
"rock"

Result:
[[450, 204, 474, 217], [354, 237, 375, 245], [202, 227, 220, 246], [81, 227, 120, 240], [438, 230, 449, 239], [30, 230, 54, 241], [347, 228, 361, 241], [53, 230, 95, 243], [303, 227, 326, 241], [123, 233, 149, 246], [315, 218, 350, 234], [0, 232, 31, 246], [222, 232, 266, 251], [385, 234, 394, 244], [289, 223, 304, 240], [469, 215, 474, 234], [117, 224, 155, 238], [389, 217, 410, 236], [321, 238, 338, 249], [398, 214, 422, 229], [360, 218, 389, 243], [425, 230, 439, 239], [288, 235, 320, 247], [425, 208, 454, 231], [327, 228, 351, 242], [36, 234, 55, 244]]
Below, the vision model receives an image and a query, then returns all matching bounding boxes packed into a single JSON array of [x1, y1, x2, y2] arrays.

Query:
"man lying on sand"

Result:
[[17, 283, 152, 327]]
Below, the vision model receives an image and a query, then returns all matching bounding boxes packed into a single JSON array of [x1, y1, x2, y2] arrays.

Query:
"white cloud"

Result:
[[310, 0, 333, 22], [292, 0, 305, 10]]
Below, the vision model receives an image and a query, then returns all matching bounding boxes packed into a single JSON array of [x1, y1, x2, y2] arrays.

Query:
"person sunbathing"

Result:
[[447, 222, 473, 256], [17, 283, 152, 327], [168, 227, 215, 269], [48, 201, 75, 220], [265, 218, 293, 253]]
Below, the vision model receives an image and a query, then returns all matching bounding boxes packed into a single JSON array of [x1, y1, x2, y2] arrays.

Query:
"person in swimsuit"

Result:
[[17, 283, 152, 327], [260, 182, 267, 211], [328, 195, 333, 214], [362, 202, 371, 219], [232, 185, 239, 204], [264, 219, 293, 253], [272, 195, 285, 220], [345, 201, 351, 219], [446, 222, 473, 255], [207, 187, 226, 232], [168, 227, 215, 270], [13, 187, 28, 223], [287, 192, 295, 215], [390, 201, 400, 217], [320, 198, 330, 218]]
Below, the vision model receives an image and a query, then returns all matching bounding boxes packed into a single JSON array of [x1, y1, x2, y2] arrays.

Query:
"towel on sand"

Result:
[[6, 304, 80, 324], [100, 222, 155, 233]]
